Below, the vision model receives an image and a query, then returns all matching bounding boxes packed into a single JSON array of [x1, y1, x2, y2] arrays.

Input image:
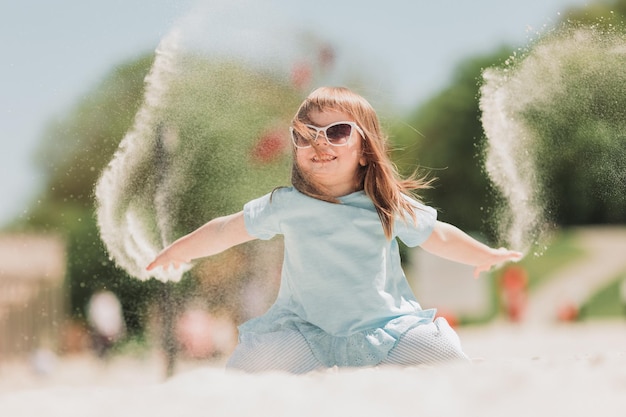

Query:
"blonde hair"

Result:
[[290, 86, 433, 239]]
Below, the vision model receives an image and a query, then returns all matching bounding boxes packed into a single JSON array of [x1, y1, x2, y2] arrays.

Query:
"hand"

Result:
[[146, 259, 182, 272], [146, 249, 190, 272], [473, 248, 523, 278]]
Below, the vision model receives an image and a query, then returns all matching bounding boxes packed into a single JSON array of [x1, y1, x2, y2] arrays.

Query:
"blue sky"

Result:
[[1, 0, 590, 227]]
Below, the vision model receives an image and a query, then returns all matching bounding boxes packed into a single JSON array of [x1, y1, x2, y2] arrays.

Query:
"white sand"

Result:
[[1, 320, 625, 417]]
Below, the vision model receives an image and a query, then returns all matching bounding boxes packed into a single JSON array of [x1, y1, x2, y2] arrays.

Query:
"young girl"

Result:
[[147, 86, 522, 373]]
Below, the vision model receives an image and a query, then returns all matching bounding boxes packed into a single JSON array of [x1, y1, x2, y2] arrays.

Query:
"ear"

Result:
[[359, 155, 368, 166]]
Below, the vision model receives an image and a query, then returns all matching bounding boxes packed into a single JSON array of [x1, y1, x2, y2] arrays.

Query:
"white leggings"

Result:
[[226, 317, 468, 374]]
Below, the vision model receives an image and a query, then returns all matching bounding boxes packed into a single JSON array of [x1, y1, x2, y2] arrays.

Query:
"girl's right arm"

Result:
[[146, 211, 255, 272]]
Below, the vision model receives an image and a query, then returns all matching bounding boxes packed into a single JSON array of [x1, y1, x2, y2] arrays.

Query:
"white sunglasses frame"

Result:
[[289, 121, 365, 149]]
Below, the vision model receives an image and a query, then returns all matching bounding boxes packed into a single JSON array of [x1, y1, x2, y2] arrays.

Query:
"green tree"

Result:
[[517, 26, 626, 224], [564, 0, 626, 27], [524, 0, 626, 225]]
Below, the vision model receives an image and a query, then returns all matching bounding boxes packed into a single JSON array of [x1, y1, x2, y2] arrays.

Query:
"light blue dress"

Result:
[[239, 187, 438, 367]]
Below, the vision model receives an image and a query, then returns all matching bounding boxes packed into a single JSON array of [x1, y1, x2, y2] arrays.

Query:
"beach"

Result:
[[1, 320, 625, 417]]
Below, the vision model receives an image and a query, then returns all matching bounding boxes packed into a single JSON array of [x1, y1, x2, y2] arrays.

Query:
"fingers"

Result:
[[499, 248, 524, 262], [473, 264, 489, 279], [145, 259, 185, 272], [473, 266, 479, 278], [473, 249, 524, 278], [145, 259, 169, 272], [510, 251, 524, 261]]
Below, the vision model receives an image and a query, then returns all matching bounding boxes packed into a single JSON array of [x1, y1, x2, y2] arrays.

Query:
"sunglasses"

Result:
[[289, 121, 365, 149]]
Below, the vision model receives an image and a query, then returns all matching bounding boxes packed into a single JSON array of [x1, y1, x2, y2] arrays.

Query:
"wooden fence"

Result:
[[0, 234, 66, 360]]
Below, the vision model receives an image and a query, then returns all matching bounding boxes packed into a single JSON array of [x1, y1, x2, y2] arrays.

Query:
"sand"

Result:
[[1, 320, 625, 417]]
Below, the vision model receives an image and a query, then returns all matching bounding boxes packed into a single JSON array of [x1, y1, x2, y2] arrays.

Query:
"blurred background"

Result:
[[1, 0, 625, 386]]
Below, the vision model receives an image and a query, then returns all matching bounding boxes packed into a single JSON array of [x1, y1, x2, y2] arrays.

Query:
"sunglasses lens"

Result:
[[291, 128, 311, 148], [325, 123, 353, 143]]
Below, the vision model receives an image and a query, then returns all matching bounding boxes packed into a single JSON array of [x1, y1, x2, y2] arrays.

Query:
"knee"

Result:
[[224, 331, 323, 374], [433, 317, 468, 361]]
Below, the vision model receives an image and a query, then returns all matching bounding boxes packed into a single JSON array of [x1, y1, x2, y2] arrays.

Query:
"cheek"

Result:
[[347, 144, 363, 160], [294, 149, 309, 166]]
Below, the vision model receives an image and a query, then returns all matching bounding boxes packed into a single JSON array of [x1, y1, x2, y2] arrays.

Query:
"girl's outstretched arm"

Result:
[[146, 211, 255, 272], [420, 221, 523, 278]]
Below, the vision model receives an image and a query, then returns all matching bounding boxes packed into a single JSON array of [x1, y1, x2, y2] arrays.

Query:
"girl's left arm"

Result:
[[420, 221, 523, 278]]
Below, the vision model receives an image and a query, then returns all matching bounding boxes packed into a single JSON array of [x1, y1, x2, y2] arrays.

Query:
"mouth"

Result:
[[311, 154, 336, 163]]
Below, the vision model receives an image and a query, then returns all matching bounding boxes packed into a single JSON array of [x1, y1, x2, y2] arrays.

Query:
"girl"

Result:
[[147, 86, 522, 373]]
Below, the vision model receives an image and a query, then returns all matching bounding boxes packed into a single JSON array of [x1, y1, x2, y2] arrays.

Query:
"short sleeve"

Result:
[[243, 191, 281, 240], [395, 196, 437, 247]]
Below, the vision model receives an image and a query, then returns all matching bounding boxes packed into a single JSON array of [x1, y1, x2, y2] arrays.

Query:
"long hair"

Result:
[[290, 86, 433, 239]]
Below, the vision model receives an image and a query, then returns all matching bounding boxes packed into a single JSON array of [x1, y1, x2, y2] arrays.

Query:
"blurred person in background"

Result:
[[86, 290, 126, 358]]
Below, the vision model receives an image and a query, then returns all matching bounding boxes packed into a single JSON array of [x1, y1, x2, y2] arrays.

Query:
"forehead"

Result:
[[306, 110, 354, 127]]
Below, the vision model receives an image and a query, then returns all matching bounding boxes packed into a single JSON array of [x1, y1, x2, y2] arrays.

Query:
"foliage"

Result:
[[36, 56, 154, 206], [154, 58, 300, 234], [564, 0, 626, 29], [516, 26, 626, 224], [534, 0, 626, 224]]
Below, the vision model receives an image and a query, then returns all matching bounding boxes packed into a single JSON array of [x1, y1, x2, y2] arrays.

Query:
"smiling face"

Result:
[[294, 110, 366, 197]]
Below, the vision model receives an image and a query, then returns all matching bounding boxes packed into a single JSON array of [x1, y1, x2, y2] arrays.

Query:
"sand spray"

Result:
[[480, 21, 625, 254]]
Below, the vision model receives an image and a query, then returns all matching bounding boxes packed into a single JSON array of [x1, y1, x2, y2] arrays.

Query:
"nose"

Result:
[[311, 131, 328, 147]]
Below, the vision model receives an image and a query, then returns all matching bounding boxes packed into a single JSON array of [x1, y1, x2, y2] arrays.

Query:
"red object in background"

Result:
[[557, 302, 579, 322], [251, 129, 288, 163], [500, 265, 528, 322], [436, 309, 459, 328], [176, 309, 237, 359]]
